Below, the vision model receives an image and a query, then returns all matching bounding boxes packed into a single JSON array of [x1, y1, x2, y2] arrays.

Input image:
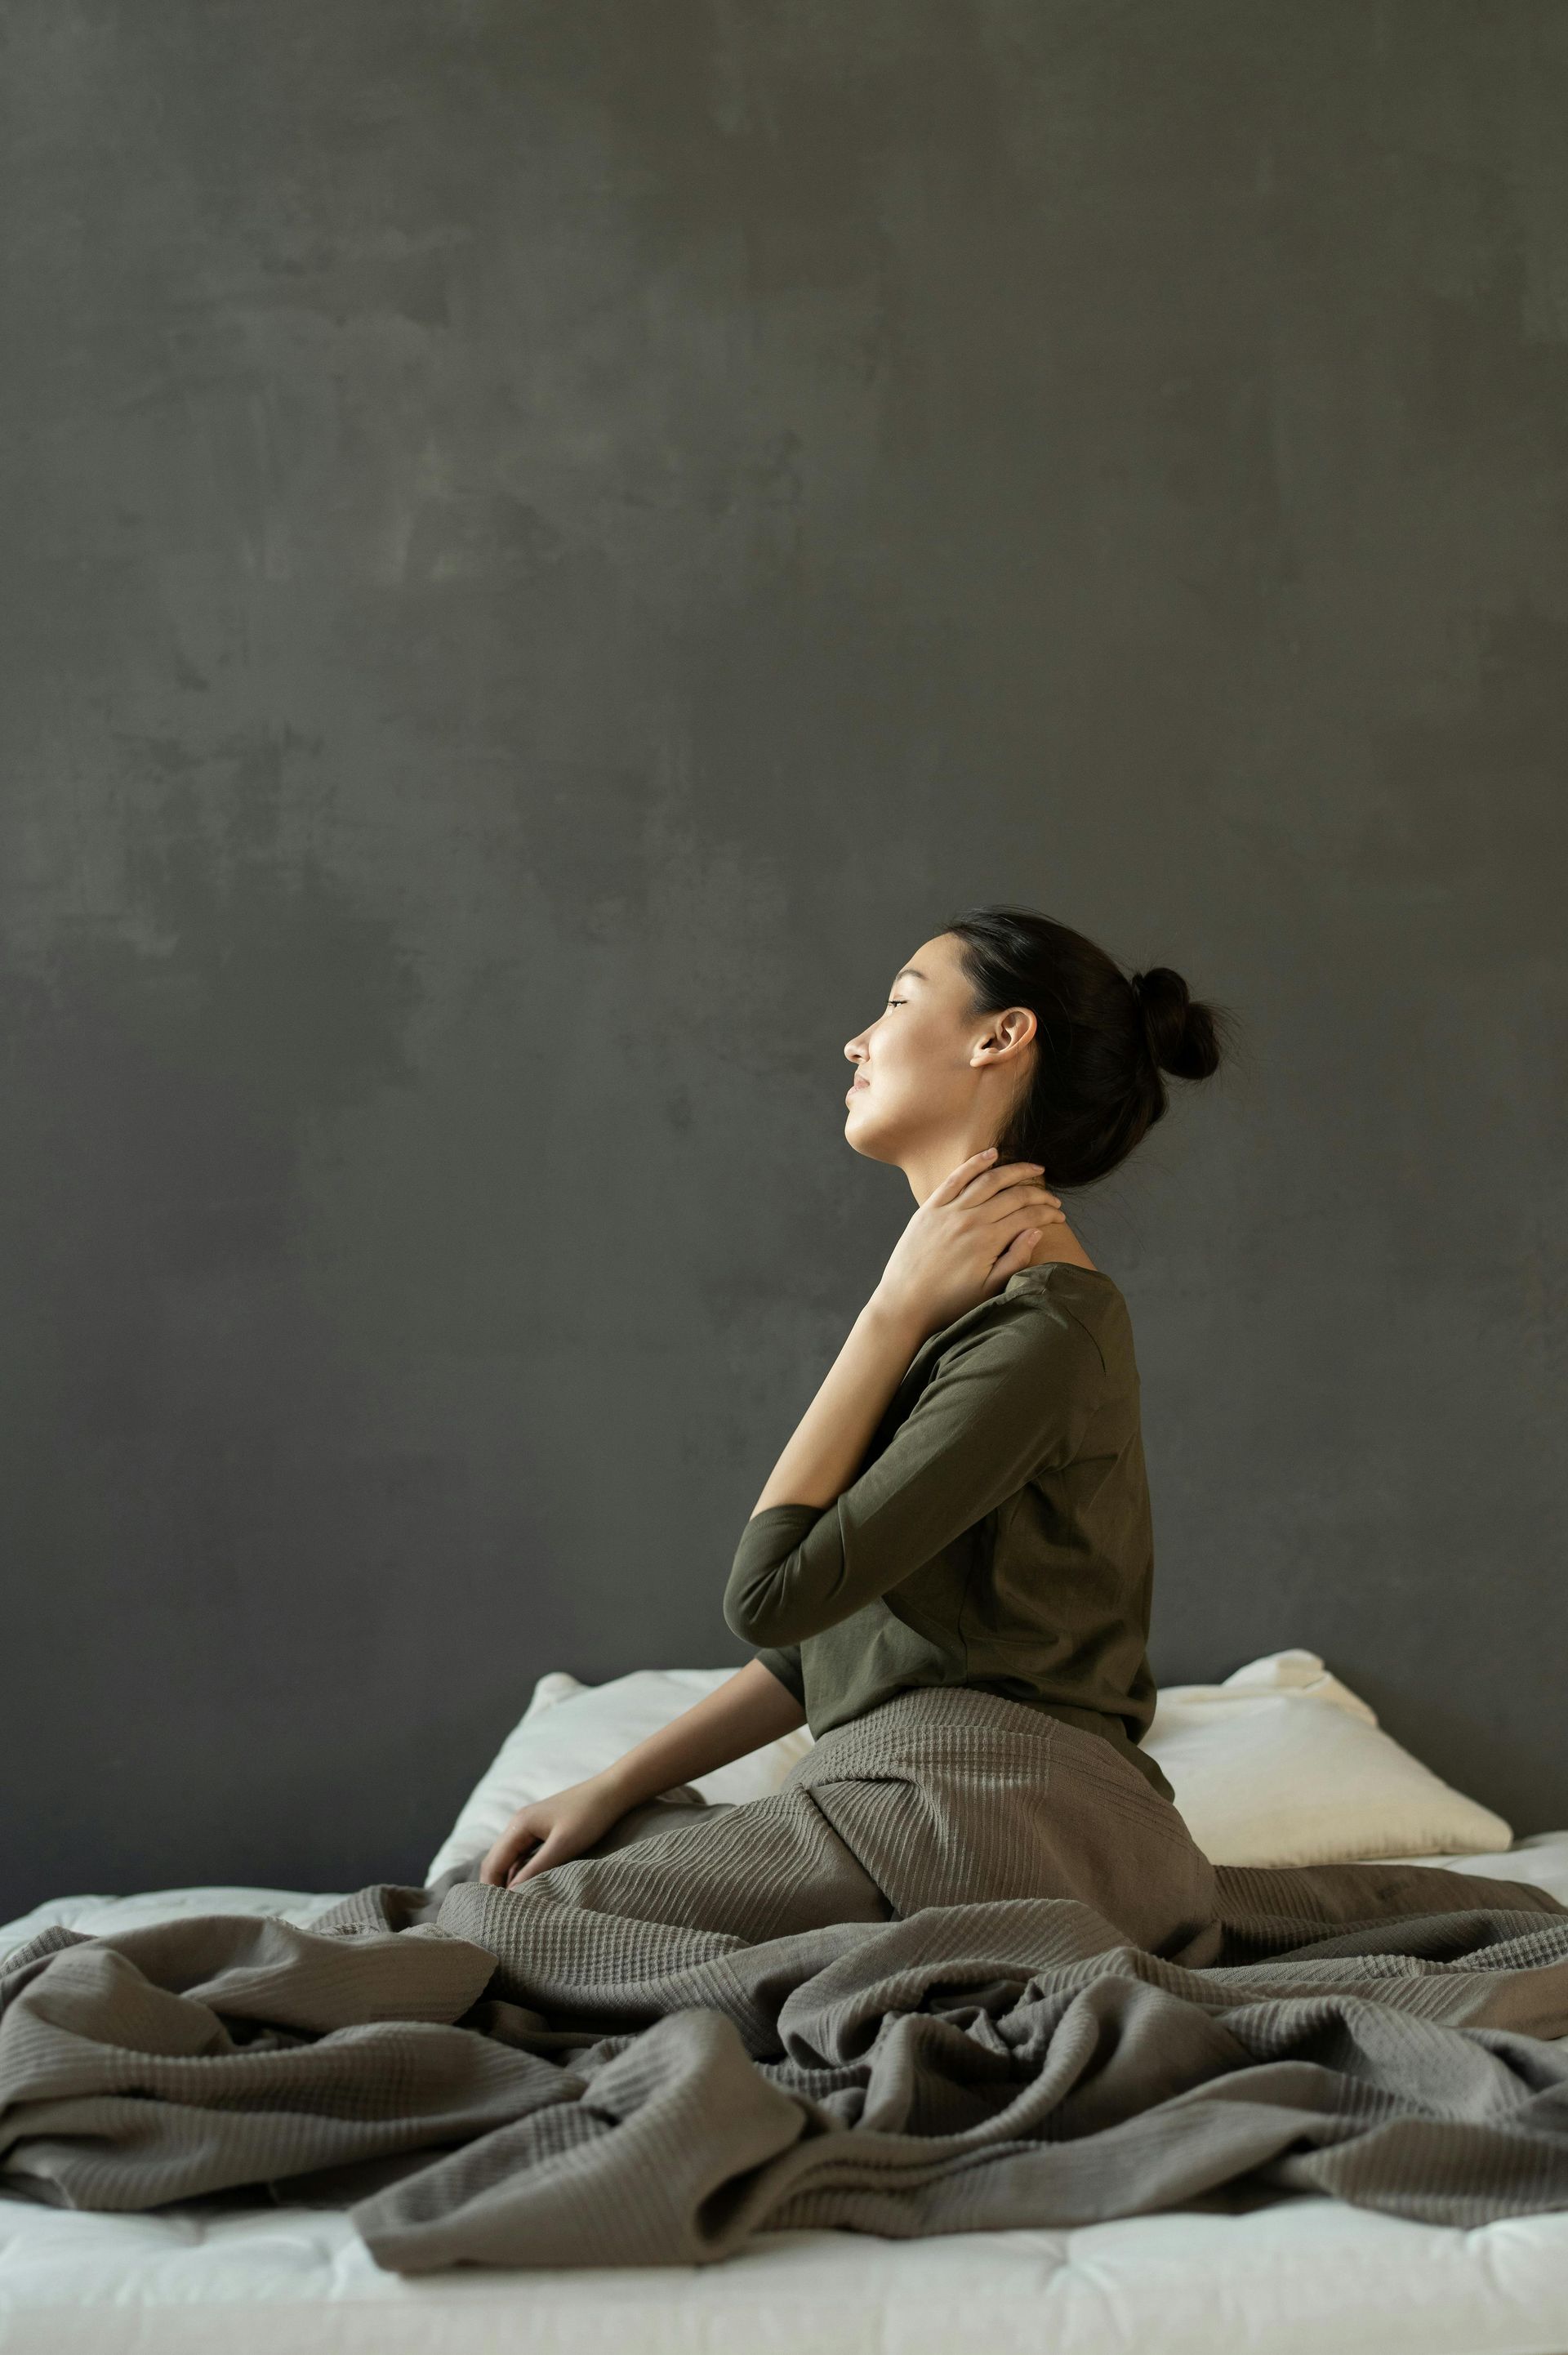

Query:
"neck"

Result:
[[898, 1137, 1098, 1274], [1022, 1228, 1098, 1272]]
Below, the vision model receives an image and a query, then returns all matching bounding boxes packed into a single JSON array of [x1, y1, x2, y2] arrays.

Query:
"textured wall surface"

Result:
[[2, 1, 1565, 1916]]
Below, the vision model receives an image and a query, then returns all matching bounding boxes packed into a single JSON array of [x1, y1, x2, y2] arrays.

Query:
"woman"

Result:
[[477, 903, 1240, 1961], [15, 908, 1568, 2261]]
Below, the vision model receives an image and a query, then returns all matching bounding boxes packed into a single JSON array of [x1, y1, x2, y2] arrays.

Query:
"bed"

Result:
[[5, 1651, 1568, 2355]]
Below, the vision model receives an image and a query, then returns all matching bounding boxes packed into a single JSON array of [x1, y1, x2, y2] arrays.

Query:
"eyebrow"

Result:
[[892, 966, 925, 986]]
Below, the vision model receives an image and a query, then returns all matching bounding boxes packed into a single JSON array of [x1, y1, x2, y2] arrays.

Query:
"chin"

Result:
[[843, 1109, 896, 1165]]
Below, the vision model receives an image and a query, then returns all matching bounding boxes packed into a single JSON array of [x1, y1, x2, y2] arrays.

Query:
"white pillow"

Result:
[[425, 1669, 815, 1883], [426, 1648, 1513, 1884], [1147, 1647, 1514, 1867]]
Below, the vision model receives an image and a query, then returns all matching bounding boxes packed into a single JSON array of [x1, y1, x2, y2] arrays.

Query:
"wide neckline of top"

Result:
[[901, 1258, 1120, 1384], [1007, 1260, 1116, 1287]]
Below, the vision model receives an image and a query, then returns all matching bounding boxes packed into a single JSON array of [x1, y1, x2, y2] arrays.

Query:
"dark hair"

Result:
[[938, 903, 1236, 1188]]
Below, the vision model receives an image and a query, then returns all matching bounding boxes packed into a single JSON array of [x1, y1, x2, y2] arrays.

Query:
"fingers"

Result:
[[979, 1186, 1064, 1235], [930, 1147, 1002, 1202], [937, 1151, 1065, 1211], [951, 1153, 1061, 1209], [982, 1221, 1044, 1294], [508, 1835, 559, 1888], [994, 1180, 1062, 1212], [980, 1165, 1060, 1206], [480, 1823, 539, 1887], [991, 1206, 1057, 1266]]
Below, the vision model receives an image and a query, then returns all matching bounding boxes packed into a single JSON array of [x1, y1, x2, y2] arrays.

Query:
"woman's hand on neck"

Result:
[[898, 1136, 1097, 1273]]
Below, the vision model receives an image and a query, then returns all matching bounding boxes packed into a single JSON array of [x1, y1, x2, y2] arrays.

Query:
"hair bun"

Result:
[[1129, 966, 1223, 1082]]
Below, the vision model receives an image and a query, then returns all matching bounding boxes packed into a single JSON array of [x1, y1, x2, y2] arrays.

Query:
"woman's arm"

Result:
[[724, 1148, 1071, 1653], [593, 1657, 807, 1809], [749, 1292, 930, 1516], [479, 1660, 806, 1887], [724, 1300, 1102, 1648], [747, 1148, 1059, 1519]]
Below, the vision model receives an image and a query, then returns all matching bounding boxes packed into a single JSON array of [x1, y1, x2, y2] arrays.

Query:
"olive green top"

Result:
[[723, 1260, 1174, 1805]]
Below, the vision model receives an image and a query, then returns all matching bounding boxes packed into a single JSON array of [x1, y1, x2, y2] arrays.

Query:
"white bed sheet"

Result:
[[5, 1835, 1568, 2355]]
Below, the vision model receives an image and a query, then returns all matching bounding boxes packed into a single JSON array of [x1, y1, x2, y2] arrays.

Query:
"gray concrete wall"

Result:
[[2, 2, 1565, 1918]]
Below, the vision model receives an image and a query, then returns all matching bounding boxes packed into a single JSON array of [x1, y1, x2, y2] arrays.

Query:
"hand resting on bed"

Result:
[[480, 1775, 632, 1889], [479, 1655, 807, 1889]]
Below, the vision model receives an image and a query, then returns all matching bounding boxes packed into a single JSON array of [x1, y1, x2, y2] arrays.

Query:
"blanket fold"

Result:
[[5, 1686, 1568, 2268]]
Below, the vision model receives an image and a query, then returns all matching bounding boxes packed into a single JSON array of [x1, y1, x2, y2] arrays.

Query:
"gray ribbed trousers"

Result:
[[541, 1685, 1221, 1962], [468, 1684, 1557, 1980]]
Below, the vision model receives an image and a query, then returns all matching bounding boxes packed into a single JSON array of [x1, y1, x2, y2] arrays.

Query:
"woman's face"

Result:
[[843, 931, 1036, 1172]]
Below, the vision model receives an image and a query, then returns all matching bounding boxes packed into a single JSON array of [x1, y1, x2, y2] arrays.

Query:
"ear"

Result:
[[971, 1006, 1037, 1066]]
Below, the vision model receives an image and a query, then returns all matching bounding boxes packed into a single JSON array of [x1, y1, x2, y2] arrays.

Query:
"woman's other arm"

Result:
[[479, 1660, 805, 1888], [725, 1148, 1072, 1651], [749, 1291, 930, 1517], [724, 1302, 1099, 1648], [746, 1148, 1059, 1520]]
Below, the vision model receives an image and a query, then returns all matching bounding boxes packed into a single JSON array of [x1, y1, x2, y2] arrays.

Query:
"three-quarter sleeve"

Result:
[[724, 1298, 1102, 1651], [754, 1641, 806, 1706]]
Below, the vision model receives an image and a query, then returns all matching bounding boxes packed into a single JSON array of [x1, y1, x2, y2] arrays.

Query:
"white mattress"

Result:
[[6, 1837, 1568, 2355]]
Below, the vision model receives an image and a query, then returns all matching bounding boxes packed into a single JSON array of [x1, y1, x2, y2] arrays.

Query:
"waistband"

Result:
[[797, 1682, 1174, 1804]]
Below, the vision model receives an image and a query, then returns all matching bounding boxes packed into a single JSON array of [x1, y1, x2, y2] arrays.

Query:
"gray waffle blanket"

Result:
[[6, 1685, 1568, 2269]]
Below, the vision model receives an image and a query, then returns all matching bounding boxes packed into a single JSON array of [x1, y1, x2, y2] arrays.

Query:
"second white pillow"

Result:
[[1148, 1648, 1513, 1867]]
